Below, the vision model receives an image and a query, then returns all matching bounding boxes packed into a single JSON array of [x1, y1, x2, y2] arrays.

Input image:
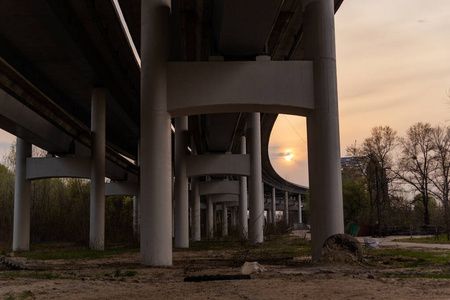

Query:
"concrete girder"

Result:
[[209, 194, 239, 204], [186, 154, 250, 177], [104, 182, 139, 197], [198, 180, 240, 196], [167, 61, 314, 117]]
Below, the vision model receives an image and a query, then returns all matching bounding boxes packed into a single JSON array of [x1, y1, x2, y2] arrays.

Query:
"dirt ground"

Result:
[[2, 239, 450, 300]]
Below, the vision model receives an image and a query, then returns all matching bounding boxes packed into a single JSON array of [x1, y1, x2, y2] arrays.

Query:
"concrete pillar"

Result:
[[90, 88, 106, 251], [174, 116, 189, 248], [133, 197, 140, 236], [267, 208, 272, 224], [212, 203, 216, 232], [13, 138, 32, 251], [222, 202, 228, 236], [191, 177, 201, 241], [284, 191, 289, 226], [248, 113, 264, 244], [271, 187, 276, 225], [304, 0, 344, 260], [239, 135, 248, 238], [207, 196, 214, 238], [133, 144, 140, 238], [140, 0, 172, 266], [231, 206, 237, 227], [298, 195, 303, 224]]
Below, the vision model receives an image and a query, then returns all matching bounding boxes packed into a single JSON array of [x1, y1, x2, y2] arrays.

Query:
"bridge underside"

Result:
[[0, 0, 344, 264]]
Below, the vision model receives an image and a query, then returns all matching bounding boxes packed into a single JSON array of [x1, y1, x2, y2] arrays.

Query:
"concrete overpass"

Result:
[[0, 0, 345, 265]]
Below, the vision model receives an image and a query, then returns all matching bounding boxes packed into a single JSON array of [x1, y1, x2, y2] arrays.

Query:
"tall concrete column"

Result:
[[13, 138, 31, 251], [174, 117, 189, 248], [284, 191, 289, 226], [140, 0, 172, 266], [222, 202, 228, 236], [231, 206, 237, 228], [207, 196, 214, 238], [304, 0, 344, 260], [90, 88, 106, 251], [271, 187, 276, 225], [133, 143, 140, 238], [298, 195, 303, 224], [248, 113, 264, 244], [191, 177, 201, 241], [239, 135, 248, 238]]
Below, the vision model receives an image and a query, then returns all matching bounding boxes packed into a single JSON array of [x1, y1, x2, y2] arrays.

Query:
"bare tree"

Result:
[[396, 122, 435, 225], [346, 126, 397, 234], [430, 125, 450, 238]]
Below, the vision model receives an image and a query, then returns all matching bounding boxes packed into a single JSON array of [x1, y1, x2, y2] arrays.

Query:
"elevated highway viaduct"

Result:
[[0, 0, 344, 265]]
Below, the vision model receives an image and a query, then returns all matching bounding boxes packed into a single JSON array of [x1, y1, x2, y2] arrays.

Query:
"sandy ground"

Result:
[[2, 236, 450, 299]]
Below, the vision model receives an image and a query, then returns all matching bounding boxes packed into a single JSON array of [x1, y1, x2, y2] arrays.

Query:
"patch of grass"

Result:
[[113, 269, 137, 277], [18, 290, 34, 300], [1, 271, 72, 280], [4, 293, 15, 300], [3, 290, 36, 300], [14, 246, 138, 260], [371, 249, 450, 267], [394, 235, 450, 244], [382, 273, 450, 279]]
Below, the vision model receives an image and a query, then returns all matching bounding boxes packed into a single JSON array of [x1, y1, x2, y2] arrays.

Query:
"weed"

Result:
[[18, 290, 34, 299], [113, 269, 137, 277], [124, 270, 137, 276], [4, 293, 15, 300]]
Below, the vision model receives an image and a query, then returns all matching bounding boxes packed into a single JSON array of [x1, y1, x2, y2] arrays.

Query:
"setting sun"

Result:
[[284, 150, 293, 162]]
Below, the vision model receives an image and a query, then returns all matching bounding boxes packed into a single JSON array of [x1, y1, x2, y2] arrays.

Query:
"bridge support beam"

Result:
[[174, 116, 189, 248], [222, 202, 228, 237], [133, 148, 140, 238], [272, 187, 276, 225], [231, 206, 237, 228], [298, 195, 303, 224], [191, 177, 201, 241], [304, 0, 344, 260], [207, 196, 214, 238], [284, 191, 289, 226], [248, 113, 264, 244], [13, 138, 31, 251], [239, 135, 248, 238], [90, 88, 106, 251], [140, 0, 172, 266]]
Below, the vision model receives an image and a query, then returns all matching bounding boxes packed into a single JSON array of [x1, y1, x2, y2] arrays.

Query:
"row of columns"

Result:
[[13, 87, 108, 252]]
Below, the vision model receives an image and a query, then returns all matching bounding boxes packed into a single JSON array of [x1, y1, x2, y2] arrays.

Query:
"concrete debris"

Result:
[[3, 255, 43, 270], [364, 237, 380, 249], [241, 262, 267, 275]]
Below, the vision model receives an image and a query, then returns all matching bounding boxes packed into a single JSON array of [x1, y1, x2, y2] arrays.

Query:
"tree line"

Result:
[[344, 123, 450, 238], [0, 143, 135, 251]]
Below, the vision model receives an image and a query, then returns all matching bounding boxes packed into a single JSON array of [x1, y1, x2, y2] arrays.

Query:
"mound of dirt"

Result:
[[321, 234, 363, 263]]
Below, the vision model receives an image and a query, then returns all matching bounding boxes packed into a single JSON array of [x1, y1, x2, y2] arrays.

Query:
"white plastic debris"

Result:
[[364, 237, 379, 249], [241, 262, 267, 275]]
